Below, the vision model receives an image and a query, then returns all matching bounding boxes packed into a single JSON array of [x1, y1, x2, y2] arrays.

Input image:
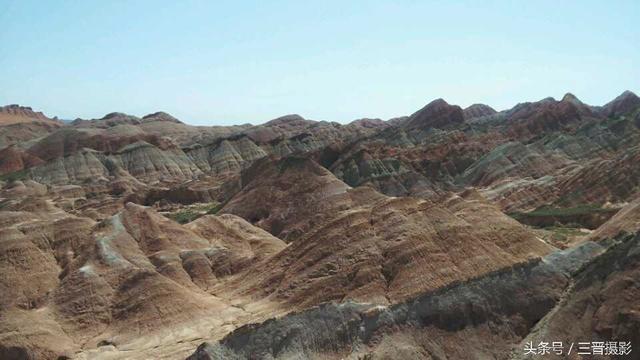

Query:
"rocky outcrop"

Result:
[[27, 127, 175, 162], [554, 144, 640, 207], [520, 233, 640, 359], [186, 214, 287, 268], [219, 156, 551, 308], [587, 196, 640, 241], [70, 111, 249, 148], [0, 105, 62, 148], [0, 104, 52, 123], [188, 240, 603, 360], [0, 145, 43, 175], [459, 111, 640, 211], [220, 156, 351, 241], [186, 137, 268, 175], [327, 126, 498, 199], [29, 149, 111, 184], [0, 200, 287, 359], [113, 142, 202, 182], [0, 180, 47, 199], [12, 110, 388, 189], [460, 141, 572, 188]]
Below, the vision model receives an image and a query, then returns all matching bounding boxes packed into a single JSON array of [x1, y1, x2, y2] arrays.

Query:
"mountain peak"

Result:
[[427, 98, 450, 107], [265, 114, 306, 126], [463, 103, 497, 120], [404, 98, 464, 130], [601, 90, 640, 117], [97, 112, 141, 126], [561, 92, 580, 102], [102, 112, 136, 120], [561, 93, 589, 109], [609, 90, 639, 103], [621, 90, 638, 97], [142, 111, 182, 124]]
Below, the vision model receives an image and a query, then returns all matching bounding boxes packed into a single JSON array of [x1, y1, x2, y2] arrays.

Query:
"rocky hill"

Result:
[[0, 105, 62, 148], [1, 91, 639, 359]]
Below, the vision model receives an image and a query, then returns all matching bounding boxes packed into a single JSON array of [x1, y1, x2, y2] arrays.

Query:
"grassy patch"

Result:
[[205, 203, 223, 215], [521, 204, 610, 217], [545, 226, 587, 237], [509, 204, 618, 230], [167, 201, 222, 224], [0, 169, 29, 182], [540, 226, 589, 248]]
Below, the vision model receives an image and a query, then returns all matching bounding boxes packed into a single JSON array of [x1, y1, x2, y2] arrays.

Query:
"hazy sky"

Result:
[[1, 0, 638, 125]]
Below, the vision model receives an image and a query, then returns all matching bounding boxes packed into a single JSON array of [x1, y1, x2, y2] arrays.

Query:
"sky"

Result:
[[0, 0, 638, 125]]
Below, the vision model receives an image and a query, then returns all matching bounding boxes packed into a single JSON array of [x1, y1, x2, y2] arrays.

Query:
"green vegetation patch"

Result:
[[166, 201, 222, 224], [513, 204, 612, 218], [168, 209, 200, 224], [0, 169, 30, 182], [205, 203, 223, 215], [542, 226, 590, 248], [509, 204, 619, 230], [546, 225, 587, 241]]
